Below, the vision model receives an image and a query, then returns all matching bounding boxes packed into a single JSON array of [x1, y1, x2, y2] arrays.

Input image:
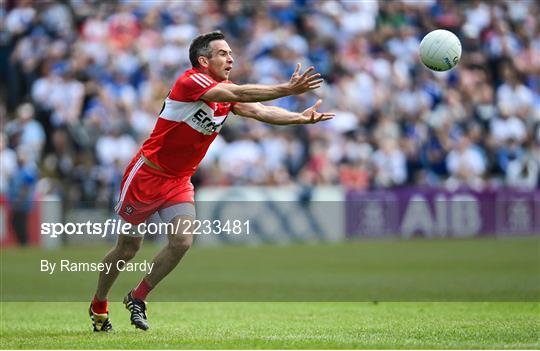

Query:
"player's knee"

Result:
[[168, 233, 192, 253], [116, 240, 141, 261]]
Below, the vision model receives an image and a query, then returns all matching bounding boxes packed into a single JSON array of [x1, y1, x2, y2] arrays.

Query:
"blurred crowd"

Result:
[[1, 0, 539, 210]]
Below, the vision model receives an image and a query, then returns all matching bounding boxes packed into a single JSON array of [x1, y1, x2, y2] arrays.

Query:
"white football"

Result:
[[419, 29, 462, 72]]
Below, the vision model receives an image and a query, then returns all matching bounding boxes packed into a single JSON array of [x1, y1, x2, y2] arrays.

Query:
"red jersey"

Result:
[[139, 68, 235, 177]]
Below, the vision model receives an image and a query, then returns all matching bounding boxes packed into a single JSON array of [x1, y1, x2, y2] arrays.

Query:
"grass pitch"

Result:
[[1, 302, 538, 349], [1, 237, 539, 348], [2, 237, 539, 301]]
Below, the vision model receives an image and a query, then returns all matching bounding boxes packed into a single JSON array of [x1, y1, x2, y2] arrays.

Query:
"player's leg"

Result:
[[90, 233, 143, 331], [124, 203, 195, 331], [95, 234, 143, 300], [142, 214, 194, 287]]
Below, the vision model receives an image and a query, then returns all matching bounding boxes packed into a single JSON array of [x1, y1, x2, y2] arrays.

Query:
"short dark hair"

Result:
[[189, 31, 226, 68]]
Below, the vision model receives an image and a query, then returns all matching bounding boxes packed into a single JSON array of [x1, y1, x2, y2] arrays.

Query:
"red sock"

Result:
[[132, 279, 153, 300], [92, 295, 108, 314]]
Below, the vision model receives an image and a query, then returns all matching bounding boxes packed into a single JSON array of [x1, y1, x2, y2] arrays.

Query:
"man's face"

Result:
[[204, 40, 234, 81]]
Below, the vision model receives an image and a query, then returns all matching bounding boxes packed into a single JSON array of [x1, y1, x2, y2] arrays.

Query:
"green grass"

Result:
[[1, 238, 539, 348], [1, 237, 539, 301], [1, 302, 539, 349]]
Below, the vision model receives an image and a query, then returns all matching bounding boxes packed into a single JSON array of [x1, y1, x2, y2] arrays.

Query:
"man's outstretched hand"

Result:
[[299, 99, 335, 124], [286, 63, 324, 95]]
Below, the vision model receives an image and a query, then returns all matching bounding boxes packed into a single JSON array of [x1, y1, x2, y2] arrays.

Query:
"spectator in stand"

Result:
[[446, 135, 487, 190], [8, 145, 38, 246], [0, 133, 17, 195], [4, 103, 45, 162], [372, 139, 407, 188], [506, 143, 538, 190]]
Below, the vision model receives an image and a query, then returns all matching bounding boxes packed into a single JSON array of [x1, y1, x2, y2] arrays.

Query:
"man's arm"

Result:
[[201, 64, 323, 103], [232, 99, 335, 125]]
